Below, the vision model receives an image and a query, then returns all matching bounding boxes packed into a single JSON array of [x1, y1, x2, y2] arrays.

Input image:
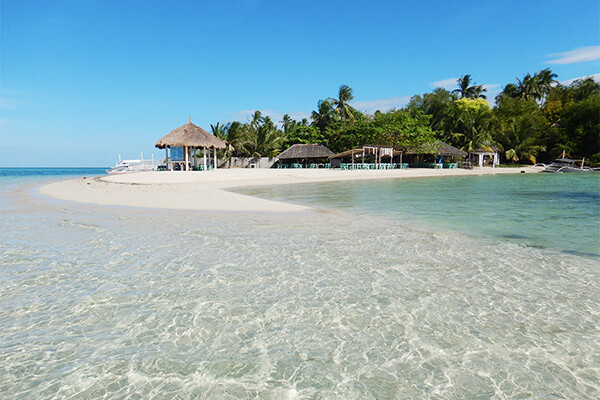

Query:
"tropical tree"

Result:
[[494, 97, 546, 163], [281, 114, 293, 133], [452, 75, 487, 99], [407, 88, 460, 144], [497, 69, 558, 103], [536, 68, 558, 100], [311, 99, 336, 134], [373, 109, 437, 151], [311, 99, 335, 134], [329, 84, 355, 127], [210, 122, 237, 159], [453, 98, 495, 152], [210, 122, 228, 139], [236, 112, 286, 157]]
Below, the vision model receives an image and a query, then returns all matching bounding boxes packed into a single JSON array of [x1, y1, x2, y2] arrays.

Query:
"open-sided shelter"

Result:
[[329, 145, 399, 168], [155, 119, 227, 171]]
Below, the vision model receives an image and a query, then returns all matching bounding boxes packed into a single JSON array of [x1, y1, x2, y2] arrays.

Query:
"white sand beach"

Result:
[[39, 167, 540, 212]]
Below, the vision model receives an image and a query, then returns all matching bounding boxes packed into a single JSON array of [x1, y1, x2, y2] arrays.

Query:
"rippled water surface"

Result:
[[238, 173, 600, 257], [1, 170, 599, 399]]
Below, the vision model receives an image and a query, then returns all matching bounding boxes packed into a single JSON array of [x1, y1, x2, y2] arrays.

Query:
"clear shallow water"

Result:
[[238, 173, 600, 258], [1, 170, 599, 399]]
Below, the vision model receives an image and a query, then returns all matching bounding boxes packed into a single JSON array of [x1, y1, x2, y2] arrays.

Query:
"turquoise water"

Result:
[[0, 167, 107, 178], [1, 169, 599, 398], [238, 173, 600, 258]]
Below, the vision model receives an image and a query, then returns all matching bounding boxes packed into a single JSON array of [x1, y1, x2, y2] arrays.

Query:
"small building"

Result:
[[276, 144, 334, 168], [155, 119, 228, 171], [328, 145, 400, 169], [403, 141, 467, 168], [470, 147, 500, 168]]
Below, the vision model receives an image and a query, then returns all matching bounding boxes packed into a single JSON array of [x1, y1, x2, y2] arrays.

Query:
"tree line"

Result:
[[212, 70, 599, 164]]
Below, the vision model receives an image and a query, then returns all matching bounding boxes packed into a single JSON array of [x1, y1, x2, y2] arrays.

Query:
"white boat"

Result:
[[541, 152, 596, 173], [106, 153, 162, 174]]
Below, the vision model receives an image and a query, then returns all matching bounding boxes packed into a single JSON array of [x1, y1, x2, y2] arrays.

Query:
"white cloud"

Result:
[[430, 78, 458, 89], [351, 96, 411, 114], [482, 84, 500, 91], [560, 73, 600, 86], [547, 46, 600, 64]]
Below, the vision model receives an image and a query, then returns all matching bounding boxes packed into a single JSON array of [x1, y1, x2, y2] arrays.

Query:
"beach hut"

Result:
[[155, 119, 227, 171], [276, 144, 334, 168], [404, 141, 467, 168], [329, 145, 398, 169]]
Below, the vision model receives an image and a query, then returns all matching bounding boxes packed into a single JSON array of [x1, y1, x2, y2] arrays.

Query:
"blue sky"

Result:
[[1, 0, 599, 166]]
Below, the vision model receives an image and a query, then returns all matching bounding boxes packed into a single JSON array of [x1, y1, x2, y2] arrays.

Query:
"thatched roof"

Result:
[[155, 121, 227, 149], [277, 144, 334, 160], [405, 141, 467, 157]]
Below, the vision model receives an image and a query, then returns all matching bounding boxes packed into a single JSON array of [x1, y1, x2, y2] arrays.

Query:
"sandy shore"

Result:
[[39, 167, 541, 212]]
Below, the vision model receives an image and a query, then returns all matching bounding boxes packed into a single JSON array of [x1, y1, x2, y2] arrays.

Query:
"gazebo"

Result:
[[470, 147, 500, 168], [276, 144, 334, 168], [155, 119, 227, 171]]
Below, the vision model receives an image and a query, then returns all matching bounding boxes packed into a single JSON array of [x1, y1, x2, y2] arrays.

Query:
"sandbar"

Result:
[[39, 167, 541, 212]]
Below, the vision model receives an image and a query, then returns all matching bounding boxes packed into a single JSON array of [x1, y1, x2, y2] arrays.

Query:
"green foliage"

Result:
[[210, 77, 599, 165], [329, 84, 355, 127], [496, 68, 558, 104], [311, 99, 336, 135], [452, 75, 487, 99], [539, 78, 600, 161], [453, 98, 495, 151], [407, 88, 458, 142], [558, 93, 600, 160], [285, 125, 326, 147], [371, 109, 436, 151], [494, 97, 546, 164], [213, 111, 286, 158]]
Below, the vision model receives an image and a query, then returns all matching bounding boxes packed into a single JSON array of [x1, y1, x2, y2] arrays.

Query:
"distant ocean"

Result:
[[1, 168, 599, 398]]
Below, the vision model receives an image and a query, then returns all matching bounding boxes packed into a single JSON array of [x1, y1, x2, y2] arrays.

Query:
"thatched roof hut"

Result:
[[155, 120, 228, 171], [277, 144, 334, 160], [405, 141, 467, 157], [155, 121, 227, 149], [155, 120, 227, 150]]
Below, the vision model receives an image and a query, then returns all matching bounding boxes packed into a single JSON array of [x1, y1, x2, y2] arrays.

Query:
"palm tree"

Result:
[[210, 122, 228, 139], [536, 68, 558, 100], [211, 122, 236, 159], [495, 83, 521, 103], [281, 114, 293, 133], [452, 75, 487, 99], [329, 84, 355, 127], [516, 73, 540, 101], [236, 113, 285, 157], [499, 69, 558, 103], [311, 99, 335, 134]]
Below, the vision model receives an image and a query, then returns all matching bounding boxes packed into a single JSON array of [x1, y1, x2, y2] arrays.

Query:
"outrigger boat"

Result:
[[106, 153, 161, 174], [541, 151, 597, 173]]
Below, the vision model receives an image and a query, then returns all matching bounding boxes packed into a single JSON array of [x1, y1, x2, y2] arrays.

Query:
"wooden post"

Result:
[[214, 147, 217, 170], [183, 145, 188, 171], [203, 148, 207, 171]]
